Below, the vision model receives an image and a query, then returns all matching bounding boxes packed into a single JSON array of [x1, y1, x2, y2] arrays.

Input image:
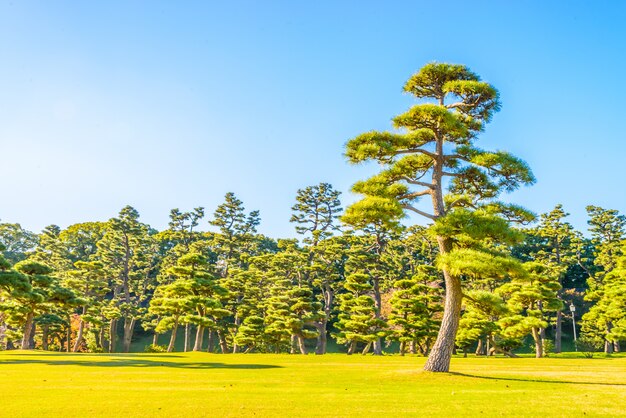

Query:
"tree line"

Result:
[[1, 63, 624, 373], [1, 192, 623, 359]]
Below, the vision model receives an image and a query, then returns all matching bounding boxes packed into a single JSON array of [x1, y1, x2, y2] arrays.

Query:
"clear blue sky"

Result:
[[1, 1, 625, 237]]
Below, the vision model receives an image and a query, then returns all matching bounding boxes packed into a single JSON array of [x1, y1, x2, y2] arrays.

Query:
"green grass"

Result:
[[1, 351, 625, 417]]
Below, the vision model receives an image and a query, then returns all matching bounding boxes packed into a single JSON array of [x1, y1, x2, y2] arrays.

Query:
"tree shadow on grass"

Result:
[[0, 358, 281, 369], [449, 372, 626, 386], [3, 352, 184, 358]]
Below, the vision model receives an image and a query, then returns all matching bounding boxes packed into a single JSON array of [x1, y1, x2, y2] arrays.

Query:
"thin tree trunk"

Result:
[[362, 341, 372, 355], [532, 327, 543, 358], [554, 310, 562, 353], [475, 338, 484, 356], [167, 322, 179, 353], [99, 326, 106, 351], [21, 312, 35, 349], [315, 320, 328, 355], [315, 287, 333, 355], [184, 323, 190, 352], [73, 306, 87, 353], [193, 326, 204, 351], [290, 334, 298, 354], [152, 332, 159, 346], [42, 325, 49, 351], [605, 323, 614, 354], [122, 317, 135, 353], [109, 319, 117, 353], [207, 330, 214, 353], [298, 335, 307, 355], [410, 340, 417, 355], [66, 318, 71, 353], [217, 330, 228, 353], [372, 278, 383, 356], [347, 341, 356, 355]]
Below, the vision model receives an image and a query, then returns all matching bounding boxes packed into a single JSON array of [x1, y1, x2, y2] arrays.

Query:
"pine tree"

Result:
[[525, 205, 579, 352], [97, 206, 158, 352], [582, 206, 625, 353], [344, 62, 534, 371], [498, 262, 562, 357], [4, 260, 79, 349], [290, 183, 342, 246], [333, 239, 388, 355]]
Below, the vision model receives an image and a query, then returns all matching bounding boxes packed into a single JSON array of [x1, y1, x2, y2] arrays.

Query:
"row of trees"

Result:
[[1, 63, 624, 373], [1, 191, 624, 359]]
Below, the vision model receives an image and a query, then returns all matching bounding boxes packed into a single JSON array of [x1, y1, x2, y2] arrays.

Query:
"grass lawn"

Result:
[[1, 351, 625, 417]]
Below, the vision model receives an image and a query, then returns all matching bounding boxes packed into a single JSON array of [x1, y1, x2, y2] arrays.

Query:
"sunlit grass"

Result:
[[1, 351, 625, 417]]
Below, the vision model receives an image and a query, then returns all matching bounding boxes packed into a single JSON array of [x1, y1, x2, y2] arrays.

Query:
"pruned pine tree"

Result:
[[290, 183, 342, 354], [0, 222, 38, 264], [262, 240, 322, 354], [525, 205, 580, 352], [64, 261, 108, 352], [388, 265, 442, 356], [7, 260, 79, 349], [333, 240, 388, 355], [0, 243, 20, 349], [309, 235, 349, 354], [210, 193, 261, 352], [97, 206, 157, 352], [583, 206, 625, 353], [455, 290, 512, 357], [290, 183, 342, 246], [497, 262, 562, 357], [345, 62, 534, 371], [582, 242, 626, 353], [154, 208, 206, 350]]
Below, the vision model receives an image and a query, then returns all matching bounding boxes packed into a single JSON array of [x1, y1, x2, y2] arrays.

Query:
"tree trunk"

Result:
[[554, 310, 562, 353], [410, 340, 417, 355], [99, 326, 106, 351], [423, 261, 462, 372], [66, 318, 71, 353], [614, 341, 620, 353], [21, 312, 35, 349], [152, 332, 159, 346], [167, 322, 179, 353], [298, 335, 307, 355], [184, 323, 190, 352], [73, 306, 87, 353], [532, 327, 543, 358], [207, 330, 214, 353], [122, 317, 135, 353], [399, 341, 406, 356], [193, 326, 204, 351], [372, 278, 383, 356], [362, 341, 372, 355], [108, 319, 117, 353], [290, 334, 298, 354], [315, 320, 328, 355], [475, 338, 485, 356], [42, 325, 49, 350], [217, 330, 228, 354], [315, 287, 333, 355], [347, 341, 356, 355], [605, 323, 614, 354]]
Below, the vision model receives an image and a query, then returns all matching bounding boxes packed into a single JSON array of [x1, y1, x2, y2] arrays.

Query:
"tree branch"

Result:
[[401, 204, 436, 220]]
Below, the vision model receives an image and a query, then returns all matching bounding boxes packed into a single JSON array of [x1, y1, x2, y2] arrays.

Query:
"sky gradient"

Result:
[[1, 1, 625, 237]]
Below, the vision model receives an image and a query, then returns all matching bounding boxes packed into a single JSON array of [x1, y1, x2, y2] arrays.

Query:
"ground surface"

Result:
[[1, 351, 625, 417]]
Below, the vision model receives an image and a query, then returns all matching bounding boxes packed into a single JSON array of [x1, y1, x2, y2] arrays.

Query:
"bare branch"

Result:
[[401, 204, 436, 220]]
